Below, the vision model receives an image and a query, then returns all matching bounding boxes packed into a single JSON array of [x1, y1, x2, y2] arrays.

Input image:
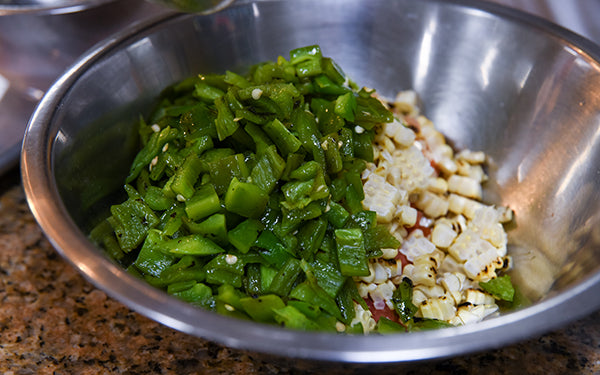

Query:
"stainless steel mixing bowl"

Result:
[[21, 0, 600, 362]]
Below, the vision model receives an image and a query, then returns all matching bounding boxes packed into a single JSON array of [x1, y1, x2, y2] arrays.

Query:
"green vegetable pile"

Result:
[[91, 45, 408, 333]]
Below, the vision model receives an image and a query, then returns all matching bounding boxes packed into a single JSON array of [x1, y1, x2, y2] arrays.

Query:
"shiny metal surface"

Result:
[[0, 0, 165, 175], [21, 0, 600, 362], [147, 0, 235, 14], [0, 0, 113, 15]]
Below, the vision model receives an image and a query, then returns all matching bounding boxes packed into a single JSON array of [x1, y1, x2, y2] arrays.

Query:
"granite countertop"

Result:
[[0, 167, 598, 374]]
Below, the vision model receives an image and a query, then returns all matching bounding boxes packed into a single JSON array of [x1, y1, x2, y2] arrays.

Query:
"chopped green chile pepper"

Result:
[[392, 277, 419, 324], [93, 45, 417, 333], [159, 206, 185, 237], [208, 153, 250, 195], [290, 279, 343, 321], [126, 126, 179, 183], [169, 282, 215, 309], [133, 229, 175, 277], [321, 133, 343, 174], [214, 96, 239, 141], [203, 254, 245, 287], [224, 70, 251, 88], [194, 82, 225, 101], [89, 219, 125, 261], [297, 217, 327, 262], [263, 118, 302, 156], [273, 305, 320, 331], [144, 185, 175, 211], [255, 230, 292, 268], [161, 234, 224, 256], [184, 213, 228, 246], [479, 275, 515, 302], [109, 185, 160, 252], [266, 258, 302, 296], [408, 319, 454, 331], [334, 92, 357, 122], [224, 177, 269, 219], [325, 201, 350, 228], [228, 219, 263, 253], [144, 256, 206, 288], [337, 277, 368, 324], [251, 145, 285, 194], [239, 294, 286, 323], [334, 228, 370, 277], [185, 184, 221, 221], [171, 153, 203, 200], [309, 257, 346, 298], [377, 317, 406, 334], [354, 88, 394, 129]]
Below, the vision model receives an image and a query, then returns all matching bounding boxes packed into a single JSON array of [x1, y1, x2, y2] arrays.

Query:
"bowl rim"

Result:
[[21, 0, 600, 363], [0, 0, 116, 15]]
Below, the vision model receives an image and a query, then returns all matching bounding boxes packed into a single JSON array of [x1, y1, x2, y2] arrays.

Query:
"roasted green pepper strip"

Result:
[[239, 294, 286, 323], [126, 126, 179, 183], [224, 177, 269, 219], [228, 219, 263, 254], [392, 277, 419, 325], [185, 184, 221, 221], [109, 184, 160, 252], [334, 228, 370, 277]]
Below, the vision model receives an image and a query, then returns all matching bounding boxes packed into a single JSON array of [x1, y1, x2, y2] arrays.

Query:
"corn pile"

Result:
[[354, 91, 514, 332]]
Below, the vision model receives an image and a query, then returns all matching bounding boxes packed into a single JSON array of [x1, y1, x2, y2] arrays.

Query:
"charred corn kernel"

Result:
[[448, 175, 482, 200], [427, 177, 448, 194], [431, 221, 458, 248], [410, 250, 444, 287], [369, 280, 396, 310], [402, 264, 415, 280], [358, 262, 376, 283], [384, 119, 416, 147], [449, 229, 503, 280], [414, 284, 446, 299], [397, 205, 418, 227], [450, 304, 487, 325], [448, 193, 486, 219], [456, 149, 486, 164], [400, 236, 436, 262], [372, 261, 390, 284], [419, 296, 456, 321], [412, 287, 427, 306], [351, 303, 377, 333], [438, 253, 465, 274], [356, 282, 370, 298], [362, 174, 401, 223], [386, 146, 435, 194], [496, 206, 515, 223], [376, 258, 403, 279], [445, 214, 468, 234], [381, 247, 399, 259], [439, 272, 467, 305], [394, 90, 420, 115], [414, 191, 449, 218], [457, 160, 487, 183], [465, 289, 496, 305]]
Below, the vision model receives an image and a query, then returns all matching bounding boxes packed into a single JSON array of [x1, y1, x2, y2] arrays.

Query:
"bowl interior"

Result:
[[24, 0, 600, 362]]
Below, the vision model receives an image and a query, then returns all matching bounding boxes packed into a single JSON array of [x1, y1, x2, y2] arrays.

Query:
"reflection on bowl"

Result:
[[21, 0, 600, 363]]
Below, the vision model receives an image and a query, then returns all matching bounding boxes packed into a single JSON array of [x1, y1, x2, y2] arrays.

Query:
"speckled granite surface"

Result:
[[1, 167, 598, 374]]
